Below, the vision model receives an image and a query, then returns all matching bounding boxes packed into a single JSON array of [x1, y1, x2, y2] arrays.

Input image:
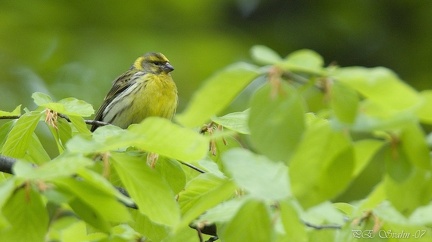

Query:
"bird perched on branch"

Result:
[[91, 52, 178, 131]]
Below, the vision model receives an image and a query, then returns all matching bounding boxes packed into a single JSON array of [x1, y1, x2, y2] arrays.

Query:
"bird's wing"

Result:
[[91, 71, 138, 131]]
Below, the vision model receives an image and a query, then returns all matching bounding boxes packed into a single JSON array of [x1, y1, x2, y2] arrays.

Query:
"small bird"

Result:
[[91, 52, 178, 131]]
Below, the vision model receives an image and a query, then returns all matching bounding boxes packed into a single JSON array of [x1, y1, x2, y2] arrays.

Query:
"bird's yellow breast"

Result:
[[129, 72, 178, 124]]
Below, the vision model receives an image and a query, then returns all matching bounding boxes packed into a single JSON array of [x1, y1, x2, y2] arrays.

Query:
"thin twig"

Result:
[[0, 115, 21, 120], [303, 221, 342, 230], [0, 114, 110, 129], [178, 160, 206, 173], [57, 113, 110, 128]]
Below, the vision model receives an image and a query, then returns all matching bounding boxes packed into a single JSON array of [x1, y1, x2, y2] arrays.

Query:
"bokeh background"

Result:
[[1, 0, 432, 113], [1, 0, 432, 204]]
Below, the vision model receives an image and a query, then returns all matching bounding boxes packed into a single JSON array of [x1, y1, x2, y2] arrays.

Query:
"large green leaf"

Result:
[[110, 152, 180, 227], [67, 117, 208, 162], [32, 92, 94, 117], [154, 157, 186, 195], [1, 111, 43, 158], [176, 63, 260, 127], [178, 173, 236, 228], [352, 139, 384, 177], [281, 49, 324, 74], [222, 148, 290, 200], [249, 82, 305, 162], [289, 117, 354, 208], [0, 121, 14, 151], [53, 176, 131, 230], [127, 118, 208, 162], [133, 211, 169, 242], [330, 80, 359, 124], [13, 154, 93, 180], [416, 90, 432, 124], [333, 67, 420, 110], [68, 115, 92, 135], [221, 199, 272, 242], [279, 200, 307, 242], [384, 168, 432, 215], [0, 105, 21, 117], [400, 122, 430, 169], [23, 133, 51, 164], [211, 109, 250, 134], [0, 187, 49, 242], [194, 198, 247, 224], [251, 45, 282, 65]]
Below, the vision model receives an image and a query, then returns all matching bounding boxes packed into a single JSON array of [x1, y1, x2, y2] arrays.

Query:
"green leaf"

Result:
[[349, 100, 414, 132], [384, 168, 432, 215], [289, 118, 354, 208], [334, 67, 420, 110], [128, 118, 208, 162], [279, 200, 307, 242], [154, 157, 186, 195], [68, 196, 111, 233], [176, 62, 260, 127], [195, 198, 246, 224], [249, 82, 305, 162], [0, 121, 15, 150], [0, 179, 16, 221], [0, 187, 49, 242], [13, 154, 93, 180], [0, 105, 21, 116], [352, 140, 384, 177], [110, 152, 180, 227], [301, 202, 345, 226], [67, 117, 209, 162], [23, 133, 51, 164], [68, 115, 91, 135], [330, 80, 359, 124], [409, 202, 432, 225], [75, 168, 134, 207], [281, 49, 324, 74], [48, 117, 71, 153], [211, 109, 250, 134], [32, 92, 94, 117], [222, 148, 290, 200], [58, 97, 94, 117], [178, 173, 236, 227], [416, 90, 432, 124], [221, 199, 272, 242], [251, 45, 282, 65], [400, 122, 430, 169], [32, 92, 53, 106], [133, 211, 169, 242], [54, 176, 131, 229], [1, 111, 43, 158]]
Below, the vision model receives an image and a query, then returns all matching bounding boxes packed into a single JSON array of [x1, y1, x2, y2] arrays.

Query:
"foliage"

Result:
[[1, 46, 432, 242]]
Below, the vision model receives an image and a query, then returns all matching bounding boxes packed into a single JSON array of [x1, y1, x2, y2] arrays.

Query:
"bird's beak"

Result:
[[163, 62, 174, 73]]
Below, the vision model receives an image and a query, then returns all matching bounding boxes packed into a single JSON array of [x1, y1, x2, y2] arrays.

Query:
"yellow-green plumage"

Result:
[[91, 52, 178, 131]]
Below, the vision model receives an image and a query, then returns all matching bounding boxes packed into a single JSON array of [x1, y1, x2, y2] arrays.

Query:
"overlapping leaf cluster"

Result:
[[1, 46, 432, 241]]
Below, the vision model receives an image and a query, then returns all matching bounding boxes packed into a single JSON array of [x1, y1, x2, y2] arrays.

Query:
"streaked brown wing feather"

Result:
[[91, 71, 137, 131]]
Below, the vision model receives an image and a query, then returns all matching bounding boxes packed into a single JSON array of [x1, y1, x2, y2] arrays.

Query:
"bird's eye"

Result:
[[153, 61, 163, 66]]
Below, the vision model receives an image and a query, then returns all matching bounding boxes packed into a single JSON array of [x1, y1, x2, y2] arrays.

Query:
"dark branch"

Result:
[[0, 115, 20, 120], [57, 113, 109, 128], [0, 114, 110, 129], [303, 221, 342, 230], [0, 155, 15, 174], [178, 160, 205, 173]]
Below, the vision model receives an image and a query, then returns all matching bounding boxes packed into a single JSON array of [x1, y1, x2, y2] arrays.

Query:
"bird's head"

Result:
[[132, 52, 174, 74]]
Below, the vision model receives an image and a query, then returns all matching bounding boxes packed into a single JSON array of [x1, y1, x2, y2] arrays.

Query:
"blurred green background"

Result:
[[1, 0, 431, 114], [1, 0, 432, 204]]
